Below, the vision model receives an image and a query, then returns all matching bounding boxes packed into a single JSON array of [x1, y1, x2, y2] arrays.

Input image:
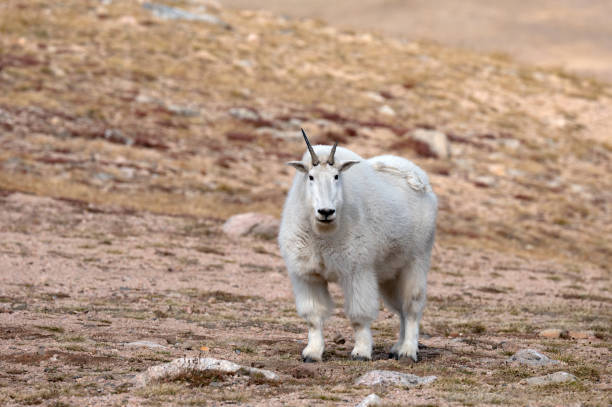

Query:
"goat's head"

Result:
[[287, 129, 360, 231]]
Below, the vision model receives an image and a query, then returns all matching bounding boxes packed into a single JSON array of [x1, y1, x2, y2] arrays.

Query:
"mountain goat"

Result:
[[278, 129, 437, 362]]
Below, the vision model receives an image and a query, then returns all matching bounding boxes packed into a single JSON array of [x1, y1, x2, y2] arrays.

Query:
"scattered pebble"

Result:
[[506, 349, 560, 366], [166, 104, 200, 117], [406, 129, 450, 159], [356, 393, 382, 407], [364, 92, 385, 103], [355, 370, 436, 388], [522, 371, 577, 386], [472, 175, 497, 188], [142, 2, 231, 29], [222, 212, 279, 240], [125, 341, 168, 350], [229, 107, 260, 122], [255, 127, 301, 141], [378, 105, 396, 116], [134, 357, 280, 387]]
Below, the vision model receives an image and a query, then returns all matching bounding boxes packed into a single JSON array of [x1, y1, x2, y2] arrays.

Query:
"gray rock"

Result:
[[356, 393, 382, 407], [506, 349, 560, 366], [134, 357, 279, 387], [355, 370, 436, 388], [166, 104, 200, 117], [104, 129, 133, 146], [378, 105, 396, 116], [229, 107, 260, 122], [472, 175, 496, 188], [523, 371, 576, 386], [406, 129, 450, 159], [222, 212, 279, 240], [11, 303, 27, 310], [94, 172, 114, 182], [142, 2, 230, 28], [255, 127, 301, 141], [125, 341, 168, 350]]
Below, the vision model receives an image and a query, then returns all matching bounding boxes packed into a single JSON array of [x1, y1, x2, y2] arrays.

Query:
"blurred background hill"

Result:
[[223, 0, 612, 81], [1, 0, 610, 267]]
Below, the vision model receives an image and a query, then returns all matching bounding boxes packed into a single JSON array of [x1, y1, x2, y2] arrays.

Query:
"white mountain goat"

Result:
[[278, 129, 437, 362]]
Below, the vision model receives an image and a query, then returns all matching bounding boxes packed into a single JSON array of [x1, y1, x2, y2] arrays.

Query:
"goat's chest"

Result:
[[311, 243, 352, 283]]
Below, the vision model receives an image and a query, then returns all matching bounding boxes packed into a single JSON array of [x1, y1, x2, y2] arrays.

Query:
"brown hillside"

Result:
[[0, 1, 610, 406]]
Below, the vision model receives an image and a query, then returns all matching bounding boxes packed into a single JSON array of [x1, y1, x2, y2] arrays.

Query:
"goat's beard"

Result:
[[311, 217, 338, 234]]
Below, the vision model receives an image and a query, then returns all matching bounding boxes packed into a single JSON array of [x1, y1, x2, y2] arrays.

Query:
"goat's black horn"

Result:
[[301, 128, 319, 166], [328, 142, 338, 166]]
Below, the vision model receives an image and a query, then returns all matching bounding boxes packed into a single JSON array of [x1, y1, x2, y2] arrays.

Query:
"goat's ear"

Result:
[[339, 160, 360, 172], [286, 161, 308, 173]]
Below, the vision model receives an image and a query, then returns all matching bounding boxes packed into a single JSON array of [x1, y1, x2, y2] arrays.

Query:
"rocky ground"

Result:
[[0, 0, 610, 406]]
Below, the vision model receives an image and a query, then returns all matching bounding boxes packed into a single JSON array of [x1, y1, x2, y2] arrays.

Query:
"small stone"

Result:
[[125, 341, 168, 350], [405, 129, 450, 159], [522, 371, 576, 386], [11, 303, 27, 310], [355, 370, 436, 388], [142, 2, 231, 28], [356, 393, 382, 407], [378, 105, 396, 116], [228, 107, 260, 122], [222, 212, 280, 240], [134, 357, 280, 387], [472, 175, 496, 188], [166, 104, 200, 117], [506, 349, 560, 366], [364, 92, 385, 103], [255, 127, 301, 141]]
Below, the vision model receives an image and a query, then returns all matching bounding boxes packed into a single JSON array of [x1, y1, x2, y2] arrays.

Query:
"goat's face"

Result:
[[288, 160, 359, 231], [287, 129, 359, 231]]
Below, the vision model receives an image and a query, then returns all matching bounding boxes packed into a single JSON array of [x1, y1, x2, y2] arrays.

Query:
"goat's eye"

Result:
[[334, 174, 339, 180], [309, 175, 314, 181]]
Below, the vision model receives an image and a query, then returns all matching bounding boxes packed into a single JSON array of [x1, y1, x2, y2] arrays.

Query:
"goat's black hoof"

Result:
[[351, 355, 371, 362], [388, 351, 418, 362], [302, 356, 318, 363]]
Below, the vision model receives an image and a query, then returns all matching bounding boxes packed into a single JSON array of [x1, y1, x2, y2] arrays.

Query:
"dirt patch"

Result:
[[0, 192, 609, 406]]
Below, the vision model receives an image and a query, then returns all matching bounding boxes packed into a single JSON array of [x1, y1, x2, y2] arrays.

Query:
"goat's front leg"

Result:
[[290, 273, 334, 362], [341, 271, 379, 361]]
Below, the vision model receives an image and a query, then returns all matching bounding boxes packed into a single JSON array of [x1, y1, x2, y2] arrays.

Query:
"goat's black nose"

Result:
[[317, 208, 335, 217]]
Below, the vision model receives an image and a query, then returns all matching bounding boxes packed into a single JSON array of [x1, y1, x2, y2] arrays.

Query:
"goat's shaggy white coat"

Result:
[[279, 144, 437, 361]]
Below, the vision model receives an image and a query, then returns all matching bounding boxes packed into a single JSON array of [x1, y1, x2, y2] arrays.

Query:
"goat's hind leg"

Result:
[[380, 278, 405, 358], [290, 274, 334, 362], [386, 261, 428, 362]]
